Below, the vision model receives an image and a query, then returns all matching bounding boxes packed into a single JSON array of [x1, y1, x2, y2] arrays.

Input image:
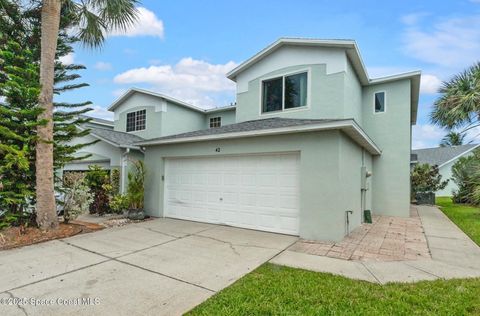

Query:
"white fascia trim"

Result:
[[137, 119, 382, 155], [108, 88, 205, 113], [368, 70, 421, 85], [77, 126, 140, 150], [204, 106, 236, 113], [438, 144, 480, 168]]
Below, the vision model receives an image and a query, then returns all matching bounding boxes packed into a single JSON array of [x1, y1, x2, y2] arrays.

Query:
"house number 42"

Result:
[[215, 147, 221, 152]]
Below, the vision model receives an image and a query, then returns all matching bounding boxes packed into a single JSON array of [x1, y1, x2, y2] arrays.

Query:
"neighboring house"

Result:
[[411, 144, 480, 197], [66, 38, 421, 242]]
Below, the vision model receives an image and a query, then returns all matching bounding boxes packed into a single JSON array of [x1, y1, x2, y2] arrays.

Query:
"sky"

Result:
[[58, 0, 480, 149]]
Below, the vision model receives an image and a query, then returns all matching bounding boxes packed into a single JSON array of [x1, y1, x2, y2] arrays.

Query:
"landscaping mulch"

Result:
[[0, 221, 104, 251]]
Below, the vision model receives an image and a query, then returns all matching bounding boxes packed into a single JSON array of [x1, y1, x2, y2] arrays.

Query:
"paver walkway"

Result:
[[289, 207, 430, 261], [271, 205, 480, 284]]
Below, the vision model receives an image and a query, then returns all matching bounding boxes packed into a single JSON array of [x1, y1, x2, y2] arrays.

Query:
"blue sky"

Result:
[[59, 0, 480, 149]]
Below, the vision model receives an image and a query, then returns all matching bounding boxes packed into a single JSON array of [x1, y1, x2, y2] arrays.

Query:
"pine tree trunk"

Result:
[[36, 0, 61, 230]]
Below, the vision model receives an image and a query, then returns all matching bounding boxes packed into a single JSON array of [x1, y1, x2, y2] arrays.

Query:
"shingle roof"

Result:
[[137, 118, 343, 143], [411, 144, 479, 166], [89, 127, 144, 147]]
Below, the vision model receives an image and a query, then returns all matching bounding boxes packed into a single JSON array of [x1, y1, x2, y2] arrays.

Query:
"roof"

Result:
[[79, 115, 114, 127], [108, 88, 237, 114], [411, 144, 480, 167], [82, 126, 144, 149], [136, 117, 382, 155], [225, 37, 421, 124]]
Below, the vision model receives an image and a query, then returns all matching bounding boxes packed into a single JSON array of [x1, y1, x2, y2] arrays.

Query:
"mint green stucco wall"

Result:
[[235, 64, 345, 123], [235, 60, 363, 125], [113, 92, 205, 139], [361, 80, 412, 217], [205, 109, 236, 127], [143, 130, 365, 241]]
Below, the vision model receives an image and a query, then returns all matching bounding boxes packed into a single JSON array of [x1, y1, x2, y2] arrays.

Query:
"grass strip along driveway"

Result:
[[189, 200, 480, 315], [436, 197, 480, 246], [188, 263, 480, 315]]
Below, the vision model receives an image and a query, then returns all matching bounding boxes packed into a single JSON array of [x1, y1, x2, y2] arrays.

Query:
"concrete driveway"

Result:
[[0, 219, 297, 316]]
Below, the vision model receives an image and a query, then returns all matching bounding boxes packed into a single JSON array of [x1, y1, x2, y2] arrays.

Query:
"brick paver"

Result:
[[289, 206, 431, 261]]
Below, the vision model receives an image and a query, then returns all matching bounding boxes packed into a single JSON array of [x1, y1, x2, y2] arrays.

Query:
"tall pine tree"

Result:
[[0, 1, 94, 218]]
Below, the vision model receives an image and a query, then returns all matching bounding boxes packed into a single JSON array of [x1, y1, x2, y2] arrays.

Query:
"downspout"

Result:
[[121, 148, 130, 194]]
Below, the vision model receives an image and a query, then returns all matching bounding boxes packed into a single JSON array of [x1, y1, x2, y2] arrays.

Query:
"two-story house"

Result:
[[65, 38, 420, 242]]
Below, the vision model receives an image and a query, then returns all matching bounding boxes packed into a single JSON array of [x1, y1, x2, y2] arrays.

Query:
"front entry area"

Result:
[[164, 152, 300, 235]]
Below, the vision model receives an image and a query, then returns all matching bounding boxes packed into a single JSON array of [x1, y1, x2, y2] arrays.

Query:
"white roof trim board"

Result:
[[108, 87, 236, 114], [137, 119, 382, 155]]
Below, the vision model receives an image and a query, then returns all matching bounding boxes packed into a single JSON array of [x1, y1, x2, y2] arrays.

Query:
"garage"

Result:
[[164, 152, 300, 235]]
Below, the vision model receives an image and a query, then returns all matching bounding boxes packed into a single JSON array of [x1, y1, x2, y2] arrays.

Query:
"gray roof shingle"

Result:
[[89, 127, 144, 147], [137, 118, 345, 144], [411, 144, 479, 166]]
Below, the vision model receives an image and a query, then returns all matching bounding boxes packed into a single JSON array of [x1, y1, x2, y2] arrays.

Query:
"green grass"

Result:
[[188, 263, 480, 315], [436, 196, 480, 246]]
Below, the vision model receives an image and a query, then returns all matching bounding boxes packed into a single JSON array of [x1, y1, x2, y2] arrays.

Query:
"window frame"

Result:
[[373, 91, 386, 114], [125, 109, 147, 132], [259, 68, 311, 116], [209, 116, 222, 128]]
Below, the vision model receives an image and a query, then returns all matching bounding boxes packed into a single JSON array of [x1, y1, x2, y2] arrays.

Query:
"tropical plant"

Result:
[[431, 62, 480, 132], [440, 131, 466, 147], [62, 172, 93, 223], [451, 150, 480, 205], [411, 163, 449, 198], [109, 194, 129, 214], [126, 160, 146, 210], [35, 0, 139, 229], [85, 165, 111, 215]]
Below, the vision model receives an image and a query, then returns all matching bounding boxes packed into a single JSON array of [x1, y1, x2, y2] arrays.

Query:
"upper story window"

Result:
[[126, 109, 146, 132], [209, 116, 221, 128], [374, 92, 386, 113], [262, 72, 308, 113]]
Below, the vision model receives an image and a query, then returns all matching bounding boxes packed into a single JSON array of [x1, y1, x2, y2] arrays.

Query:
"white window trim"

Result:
[[126, 109, 147, 133], [259, 68, 311, 116], [373, 91, 386, 114], [209, 116, 222, 128]]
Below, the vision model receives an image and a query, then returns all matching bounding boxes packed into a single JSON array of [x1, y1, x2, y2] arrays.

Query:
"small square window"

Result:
[[374, 92, 385, 113], [126, 109, 146, 132], [209, 116, 221, 128]]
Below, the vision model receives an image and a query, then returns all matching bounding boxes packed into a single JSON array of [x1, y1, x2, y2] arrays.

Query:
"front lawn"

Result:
[[188, 263, 480, 315], [436, 196, 480, 246]]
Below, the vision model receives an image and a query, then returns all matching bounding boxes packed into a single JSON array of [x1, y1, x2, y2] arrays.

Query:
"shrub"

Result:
[[111, 168, 120, 194], [85, 165, 111, 215], [411, 163, 448, 200], [127, 160, 146, 210], [62, 172, 93, 223], [110, 194, 129, 214], [451, 150, 480, 204]]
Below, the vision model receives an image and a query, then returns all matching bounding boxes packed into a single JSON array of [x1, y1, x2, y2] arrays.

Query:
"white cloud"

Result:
[[402, 14, 480, 67], [86, 105, 113, 120], [113, 58, 238, 107], [420, 74, 442, 94], [109, 7, 164, 39], [94, 62, 112, 71], [400, 12, 430, 26], [59, 53, 74, 65], [412, 124, 446, 149], [112, 88, 127, 98]]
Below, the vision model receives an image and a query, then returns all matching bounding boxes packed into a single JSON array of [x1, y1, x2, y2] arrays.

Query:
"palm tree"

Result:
[[36, 0, 138, 229], [440, 131, 466, 147], [431, 62, 480, 131]]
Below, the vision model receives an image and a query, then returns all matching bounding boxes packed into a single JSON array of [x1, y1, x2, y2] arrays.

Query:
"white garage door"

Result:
[[164, 153, 300, 235]]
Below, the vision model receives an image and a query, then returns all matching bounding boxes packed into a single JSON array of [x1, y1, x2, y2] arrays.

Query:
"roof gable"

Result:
[[412, 144, 480, 167]]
